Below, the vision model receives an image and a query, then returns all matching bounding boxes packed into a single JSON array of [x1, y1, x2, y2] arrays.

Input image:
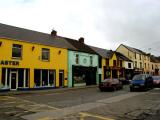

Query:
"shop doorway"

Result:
[[10, 72, 17, 90], [59, 70, 64, 87]]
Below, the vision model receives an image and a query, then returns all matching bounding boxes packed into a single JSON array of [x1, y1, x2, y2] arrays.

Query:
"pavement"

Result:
[[0, 85, 160, 120]]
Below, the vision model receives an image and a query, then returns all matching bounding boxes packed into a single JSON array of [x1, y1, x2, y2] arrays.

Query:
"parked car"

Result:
[[130, 74, 153, 92], [99, 78, 123, 91], [153, 76, 160, 87], [118, 77, 130, 85]]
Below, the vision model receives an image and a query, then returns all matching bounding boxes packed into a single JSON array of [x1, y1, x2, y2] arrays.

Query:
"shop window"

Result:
[[12, 44, 22, 59], [113, 60, 116, 66], [18, 69, 24, 87], [34, 69, 55, 87], [128, 63, 131, 68], [42, 70, 48, 86], [42, 48, 50, 61], [34, 70, 41, 87]]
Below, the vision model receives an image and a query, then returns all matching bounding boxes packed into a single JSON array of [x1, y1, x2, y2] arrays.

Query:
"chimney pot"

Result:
[[51, 29, 57, 36], [79, 37, 84, 44]]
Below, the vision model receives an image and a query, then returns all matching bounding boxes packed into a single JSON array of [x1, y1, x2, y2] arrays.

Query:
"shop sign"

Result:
[[0, 60, 19, 66]]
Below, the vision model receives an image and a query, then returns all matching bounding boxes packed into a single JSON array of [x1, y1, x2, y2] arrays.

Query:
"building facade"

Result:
[[0, 23, 75, 90], [65, 38, 99, 87]]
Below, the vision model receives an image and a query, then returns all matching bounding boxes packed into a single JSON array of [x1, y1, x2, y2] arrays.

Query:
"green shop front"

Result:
[[68, 51, 99, 87]]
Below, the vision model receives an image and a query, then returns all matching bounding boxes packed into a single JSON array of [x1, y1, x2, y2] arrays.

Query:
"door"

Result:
[[10, 72, 17, 90], [59, 70, 64, 87]]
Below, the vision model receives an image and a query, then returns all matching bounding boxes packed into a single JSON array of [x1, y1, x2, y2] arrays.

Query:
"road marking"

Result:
[[79, 112, 114, 120]]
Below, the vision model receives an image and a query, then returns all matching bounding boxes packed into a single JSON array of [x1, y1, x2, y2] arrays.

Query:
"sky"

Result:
[[0, 0, 160, 56]]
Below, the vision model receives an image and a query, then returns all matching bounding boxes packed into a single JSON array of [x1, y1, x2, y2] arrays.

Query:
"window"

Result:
[[12, 44, 22, 58], [135, 53, 136, 59], [42, 48, 50, 61], [120, 60, 122, 67], [128, 51, 129, 57], [139, 54, 141, 60], [113, 60, 116, 66], [90, 56, 93, 65], [75, 54, 79, 64], [106, 59, 109, 66], [148, 63, 150, 69], [128, 63, 131, 68], [140, 62, 142, 68], [152, 64, 154, 70], [135, 61, 137, 68], [145, 63, 146, 68]]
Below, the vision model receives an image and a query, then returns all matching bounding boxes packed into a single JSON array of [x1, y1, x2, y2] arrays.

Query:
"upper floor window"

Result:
[[140, 62, 142, 68], [152, 64, 154, 70], [75, 54, 79, 64], [90, 56, 93, 65], [135, 53, 136, 59], [12, 44, 22, 59], [42, 48, 50, 61], [135, 61, 137, 68], [145, 63, 146, 68], [120, 60, 122, 67], [139, 54, 141, 60], [113, 60, 116, 66], [106, 59, 109, 66]]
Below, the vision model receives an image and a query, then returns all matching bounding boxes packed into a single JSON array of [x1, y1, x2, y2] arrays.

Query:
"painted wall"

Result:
[[0, 38, 68, 88], [68, 50, 99, 87]]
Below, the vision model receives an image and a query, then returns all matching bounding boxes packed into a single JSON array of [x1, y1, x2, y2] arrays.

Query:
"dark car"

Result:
[[99, 78, 123, 91], [130, 74, 153, 92], [153, 76, 160, 87]]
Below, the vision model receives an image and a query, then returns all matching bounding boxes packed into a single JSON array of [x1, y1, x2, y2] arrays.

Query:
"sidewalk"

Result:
[[0, 85, 98, 96]]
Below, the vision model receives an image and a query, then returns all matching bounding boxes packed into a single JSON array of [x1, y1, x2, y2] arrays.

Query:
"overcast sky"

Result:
[[0, 0, 160, 56]]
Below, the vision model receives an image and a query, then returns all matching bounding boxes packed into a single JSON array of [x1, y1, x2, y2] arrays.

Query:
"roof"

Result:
[[150, 55, 160, 63], [89, 46, 113, 59], [0, 23, 76, 50], [115, 52, 132, 62], [122, 44, 146, 55], [64, 37, 97, 54]]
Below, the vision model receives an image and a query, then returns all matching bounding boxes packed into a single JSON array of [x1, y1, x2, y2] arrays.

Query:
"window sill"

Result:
[[42, 60, 50, 62], [12, 57, 22, 60]]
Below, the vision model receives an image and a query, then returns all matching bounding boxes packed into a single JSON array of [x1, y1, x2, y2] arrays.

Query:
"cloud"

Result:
[[0, 0, 160, 56]]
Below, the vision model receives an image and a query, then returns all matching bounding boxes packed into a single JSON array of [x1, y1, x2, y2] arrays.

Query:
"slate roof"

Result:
[[0, 23, 76, 50], [89, 46, 113, 59], [150, 55, 160, 63], [122, 44, 146, 55], [64, 37, 97, 54], [116, 52, 132, 62]]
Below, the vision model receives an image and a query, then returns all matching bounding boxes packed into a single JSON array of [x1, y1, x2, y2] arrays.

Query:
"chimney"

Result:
[[51, 29, 57, 36], [79, 37, 84, 44]]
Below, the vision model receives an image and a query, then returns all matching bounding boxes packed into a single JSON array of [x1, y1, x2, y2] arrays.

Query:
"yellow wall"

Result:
[[0, 38, 68, 88], [102, 58, 106, 80]]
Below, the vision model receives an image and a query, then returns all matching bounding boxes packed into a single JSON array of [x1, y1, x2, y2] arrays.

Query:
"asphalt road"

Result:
[[0, 85, 160, 120]]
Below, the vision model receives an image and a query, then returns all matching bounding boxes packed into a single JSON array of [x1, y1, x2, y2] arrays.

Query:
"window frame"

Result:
[[42, 48, 50, 61], [12, 44, 22, 59]]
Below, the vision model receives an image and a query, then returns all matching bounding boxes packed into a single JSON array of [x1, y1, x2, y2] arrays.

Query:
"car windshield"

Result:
[[132, 75, 146, 80], [153, 76, 160, 80]]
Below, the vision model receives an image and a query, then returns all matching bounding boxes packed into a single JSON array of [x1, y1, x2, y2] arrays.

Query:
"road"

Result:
[[0, 85, 160, 120]]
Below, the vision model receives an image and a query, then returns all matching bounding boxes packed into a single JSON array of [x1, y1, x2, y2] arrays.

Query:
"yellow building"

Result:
[[89, 46, 129, 80], [0, 23, 75, 90], [116, 44, 147, 74]]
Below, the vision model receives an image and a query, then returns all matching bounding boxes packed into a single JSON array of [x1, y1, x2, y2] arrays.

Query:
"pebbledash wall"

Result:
[[68, 50, 99, 87], [0, 38, 68, 90]]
